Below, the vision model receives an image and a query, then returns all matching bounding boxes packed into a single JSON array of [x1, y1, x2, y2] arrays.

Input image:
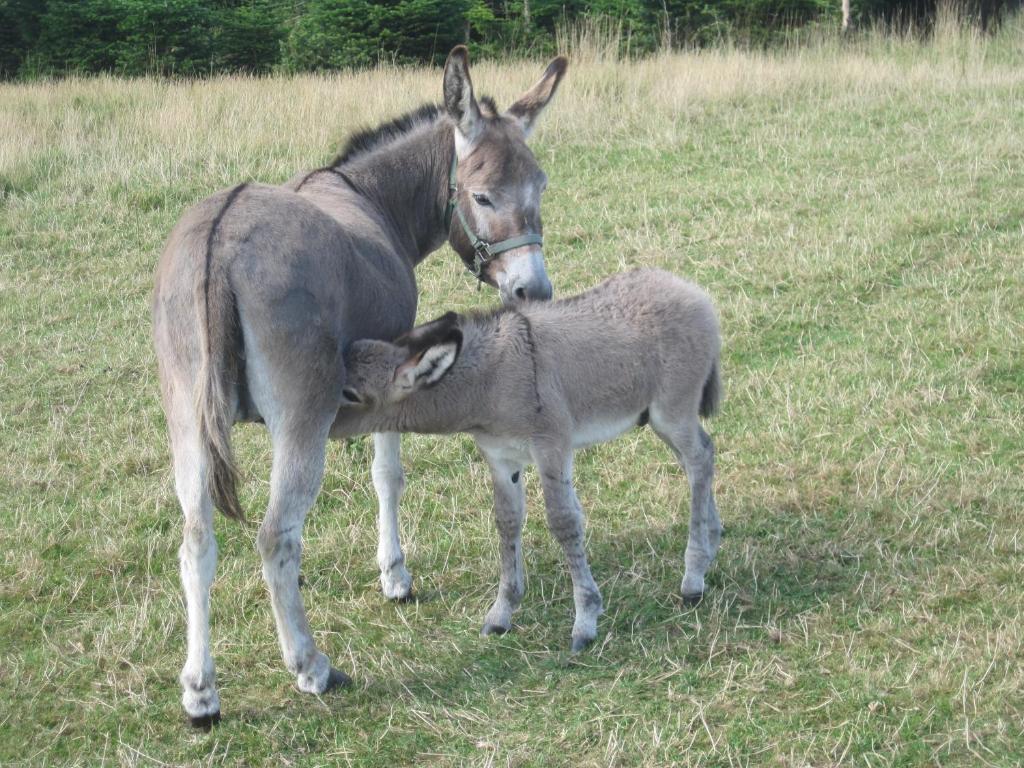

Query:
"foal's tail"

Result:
[[699, 360, 721, 418], [194, 186, 247, 523]]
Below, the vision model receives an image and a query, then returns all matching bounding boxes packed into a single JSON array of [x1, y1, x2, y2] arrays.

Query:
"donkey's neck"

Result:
[[337, 120, 454, 266]]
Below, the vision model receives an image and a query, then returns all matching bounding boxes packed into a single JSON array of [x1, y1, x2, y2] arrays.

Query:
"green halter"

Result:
[[444, 151, 544, 280]]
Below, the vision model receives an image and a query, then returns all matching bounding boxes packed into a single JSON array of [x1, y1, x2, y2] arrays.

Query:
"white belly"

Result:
[[572, 413, 643, 450], [473, 433, 533, 466], [472, 412, 644, 467]]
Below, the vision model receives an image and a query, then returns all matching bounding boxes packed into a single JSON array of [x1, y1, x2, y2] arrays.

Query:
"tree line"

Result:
[[0, 0, 1018, 79]]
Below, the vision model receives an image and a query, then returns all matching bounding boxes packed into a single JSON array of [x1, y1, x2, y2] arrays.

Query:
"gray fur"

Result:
[[337, 268, 724, 651], [152, 47, 567, 722]]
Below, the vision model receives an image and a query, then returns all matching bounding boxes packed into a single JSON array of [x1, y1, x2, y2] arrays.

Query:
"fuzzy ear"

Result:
[[443, 46, 482, 154], [395, 312, 461, 349], [393, 332, 462, 394], [506, 56, 568, 137]]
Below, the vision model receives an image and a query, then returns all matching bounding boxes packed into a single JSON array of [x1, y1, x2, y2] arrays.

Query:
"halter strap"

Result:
[[445, 151, 543, 279]]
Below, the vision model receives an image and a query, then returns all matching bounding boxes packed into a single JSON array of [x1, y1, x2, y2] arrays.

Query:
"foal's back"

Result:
[[521, 268, 720, 429]]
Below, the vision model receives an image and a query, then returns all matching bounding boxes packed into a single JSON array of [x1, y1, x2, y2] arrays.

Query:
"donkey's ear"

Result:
[[393, 329, 463, 395], [443, 46, 482, 154], [506, 56, 568, 138], [395, 311, 461, 348]]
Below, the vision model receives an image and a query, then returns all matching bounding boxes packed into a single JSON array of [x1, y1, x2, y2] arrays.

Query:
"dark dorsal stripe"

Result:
[[330, 103, 442, 168], [294, 166, 361, 195], [518, 313, 543, 415], [203, 183, 248, 357]]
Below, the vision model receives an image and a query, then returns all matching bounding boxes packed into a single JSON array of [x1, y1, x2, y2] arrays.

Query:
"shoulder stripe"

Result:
[[294, 166, 361, 195]]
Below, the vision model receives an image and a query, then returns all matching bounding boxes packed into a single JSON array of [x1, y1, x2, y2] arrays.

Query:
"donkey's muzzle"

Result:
[[498, 247, 553, 305], [510, 273, 553, 303]]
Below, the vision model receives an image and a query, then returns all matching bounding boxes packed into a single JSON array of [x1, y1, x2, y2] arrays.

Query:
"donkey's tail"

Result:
[[699, 360, 722, 418], [195, 185, 247, 522]]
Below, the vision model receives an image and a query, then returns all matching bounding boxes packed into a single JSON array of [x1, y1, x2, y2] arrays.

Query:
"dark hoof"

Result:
[[481, 623, 509, 637], [323, 667, 353, 692], [682, 592, 704, 607], [570, 635, 595, 654], [393, 589, 415, 604], [188, 711, 221, 731]]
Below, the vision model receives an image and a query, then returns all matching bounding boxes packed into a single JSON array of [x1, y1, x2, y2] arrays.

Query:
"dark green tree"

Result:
[[115, 0, 215, 76], [215, 0, 288, 73], [31, 0, 123, 74], [281, 0, 474, 71], [0, 0, 46, 77]]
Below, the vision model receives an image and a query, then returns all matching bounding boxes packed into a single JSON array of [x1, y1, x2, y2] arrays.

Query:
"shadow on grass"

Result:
[[272, 504, 877, 717]]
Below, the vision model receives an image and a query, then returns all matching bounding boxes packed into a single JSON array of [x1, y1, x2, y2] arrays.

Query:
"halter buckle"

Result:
[[472, 240, 493, 275]]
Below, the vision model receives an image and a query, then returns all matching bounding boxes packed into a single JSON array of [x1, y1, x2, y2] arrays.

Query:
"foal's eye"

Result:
[[472, 193, 493, 207]]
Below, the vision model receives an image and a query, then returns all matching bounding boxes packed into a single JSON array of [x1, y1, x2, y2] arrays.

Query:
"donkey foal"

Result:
[[335, 268, 723, 651]]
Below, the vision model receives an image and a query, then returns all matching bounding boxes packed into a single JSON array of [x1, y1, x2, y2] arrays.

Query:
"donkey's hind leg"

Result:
[[650, 408, 718, 604], [257, 419, 351, 694], [165, 387, 222, 728], [372, 432, 413, 600]]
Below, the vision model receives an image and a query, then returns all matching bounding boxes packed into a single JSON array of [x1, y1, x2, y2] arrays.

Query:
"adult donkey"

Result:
[[153, 47, 566, 726]]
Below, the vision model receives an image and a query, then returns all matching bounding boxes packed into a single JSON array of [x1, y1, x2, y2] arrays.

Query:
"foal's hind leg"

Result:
[[165, 386, 222, 727], [650, 408, 718, 604], [257, 420, 351, 694], [372, 432, 413, 600]]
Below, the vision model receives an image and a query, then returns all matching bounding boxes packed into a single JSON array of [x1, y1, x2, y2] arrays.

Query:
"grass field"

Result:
[[2, 15, 1023, 767]]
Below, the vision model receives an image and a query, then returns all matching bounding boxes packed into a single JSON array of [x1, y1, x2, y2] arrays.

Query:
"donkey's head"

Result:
[[342, 313, 463, 408], [443, 46, 566, 307]]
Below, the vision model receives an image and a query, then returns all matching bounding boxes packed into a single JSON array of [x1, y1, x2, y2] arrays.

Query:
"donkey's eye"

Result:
[[472, 193, 493, 207]]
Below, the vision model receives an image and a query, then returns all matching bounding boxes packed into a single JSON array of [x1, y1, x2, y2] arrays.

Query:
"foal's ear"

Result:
[[506, 56, 568, 138], [393, 328, 463, 394], [443, 46, 482, 154], [395, 311, 462, 348]]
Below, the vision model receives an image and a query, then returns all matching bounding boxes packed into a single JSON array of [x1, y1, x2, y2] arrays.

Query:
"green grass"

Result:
[[2, 20, 1023, 767]]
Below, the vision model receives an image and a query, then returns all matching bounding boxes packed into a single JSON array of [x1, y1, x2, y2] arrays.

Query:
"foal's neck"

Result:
[[338, 120, 454, 266]]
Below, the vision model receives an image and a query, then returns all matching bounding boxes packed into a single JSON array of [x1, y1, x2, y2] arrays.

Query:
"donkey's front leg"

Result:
[[533, 441, 603, 652], [372, 432, 412, 600], [479, 451, 527, 636], [258, 428, 350, 694]]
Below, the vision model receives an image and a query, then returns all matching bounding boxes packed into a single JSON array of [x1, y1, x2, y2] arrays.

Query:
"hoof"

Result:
[[188, 711, 221, 731], [570, 634, 596, 654], [384, 588, 414, 602], [682, 591, 704, 607], [380, 563, 413, 601], [481, 623, 509, 637], [381, 580, 413, 601], [323, 667, 353, 692]]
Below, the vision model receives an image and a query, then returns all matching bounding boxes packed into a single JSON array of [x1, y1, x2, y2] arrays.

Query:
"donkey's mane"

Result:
[[331, 103, 443, 168], [331, 95, 504, 168]]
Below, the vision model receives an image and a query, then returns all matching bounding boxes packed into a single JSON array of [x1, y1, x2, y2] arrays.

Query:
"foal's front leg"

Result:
[[479, 450, 527, 636], [533, 441, 603, 652], [372, 432, 412, 600]]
